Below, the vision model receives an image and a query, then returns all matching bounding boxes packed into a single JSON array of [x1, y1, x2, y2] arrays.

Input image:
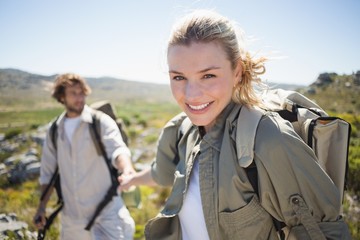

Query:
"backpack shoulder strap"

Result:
[[237, 106, 286, 239], [49, 117, 59, 151], [239, 105, 327, 239], [37, 116, 63, 240], [88, 110, 105, 157], [45, 116, 63, 200], [85, 110, 120, 230], [236, 106, 264, 167], [88, 110, 118, 182]]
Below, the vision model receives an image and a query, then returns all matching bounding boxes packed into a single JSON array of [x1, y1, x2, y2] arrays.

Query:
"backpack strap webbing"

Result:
[[237, 107, 286, 239], [48, 118, 63, 202], [88, 110, 118, 184], [85, 110, 119, 231], [37, 118, 63, 240], [37, 197, 63, 240], [236, 106, 264, 167], [239, 106, 326, 239]]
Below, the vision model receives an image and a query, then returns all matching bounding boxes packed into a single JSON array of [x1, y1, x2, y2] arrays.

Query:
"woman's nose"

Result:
[[185, 81, 203, 100]]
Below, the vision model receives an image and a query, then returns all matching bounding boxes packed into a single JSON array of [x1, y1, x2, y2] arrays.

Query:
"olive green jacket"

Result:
[[145, 102, 350, 239]]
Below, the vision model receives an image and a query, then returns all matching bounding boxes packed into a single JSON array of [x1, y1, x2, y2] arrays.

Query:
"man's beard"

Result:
[[64, 101, 84, 116], [67, 106, 83, 115]]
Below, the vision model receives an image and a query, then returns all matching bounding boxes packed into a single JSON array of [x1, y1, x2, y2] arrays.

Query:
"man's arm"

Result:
[[114, 154, 136, 175], [33, 184, 53, 229]]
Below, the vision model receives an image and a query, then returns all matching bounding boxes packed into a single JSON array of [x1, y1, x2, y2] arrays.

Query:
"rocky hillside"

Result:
[[0, 68, 175, 110], [1, 68, 359, 114], [0, 68, 307, 111], [299, 71, 360, 114]]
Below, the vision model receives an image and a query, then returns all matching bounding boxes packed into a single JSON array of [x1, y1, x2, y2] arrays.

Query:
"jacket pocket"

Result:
[[219, 195, 276, 239]]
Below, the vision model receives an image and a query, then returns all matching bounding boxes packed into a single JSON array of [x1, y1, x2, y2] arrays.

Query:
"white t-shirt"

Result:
[[178, 160, 210, 240], [64, 116, 81, 144]]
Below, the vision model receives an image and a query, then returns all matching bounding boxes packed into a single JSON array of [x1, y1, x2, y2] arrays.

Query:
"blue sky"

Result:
[[1, 0, 359, 85]]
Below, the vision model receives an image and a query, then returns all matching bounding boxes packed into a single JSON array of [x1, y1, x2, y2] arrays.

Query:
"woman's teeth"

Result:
[[189, 102, 210, 110]]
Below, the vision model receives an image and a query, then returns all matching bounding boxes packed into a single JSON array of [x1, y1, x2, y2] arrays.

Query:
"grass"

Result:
[[0, 101, 178, 239], [0, 108, 63, 134], [1, 101, 360, 239]]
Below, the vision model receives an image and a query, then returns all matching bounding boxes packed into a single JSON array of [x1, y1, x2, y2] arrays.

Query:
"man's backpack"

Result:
[[177, 88, 351, 240], [90, 100, 129, 146], [37, 101, 131, 240]]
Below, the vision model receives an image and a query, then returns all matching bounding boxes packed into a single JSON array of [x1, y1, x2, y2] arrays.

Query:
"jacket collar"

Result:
[[201, 101, 242, 151]]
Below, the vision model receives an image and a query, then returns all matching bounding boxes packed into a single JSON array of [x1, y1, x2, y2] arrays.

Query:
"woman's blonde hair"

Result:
[[52, 73, 91, 103], [167, 10, 266, 107]]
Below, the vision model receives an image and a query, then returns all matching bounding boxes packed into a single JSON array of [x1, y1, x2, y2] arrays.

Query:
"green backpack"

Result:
[[178, 88, 351, 239], [237, 89, 351, 203]]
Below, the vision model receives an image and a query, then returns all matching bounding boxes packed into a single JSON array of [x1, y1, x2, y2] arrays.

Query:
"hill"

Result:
[[0, 68, 175, 111], [1, 68, 359, 114], [298, 71, 360, 114], [0, 68, 359, 239]]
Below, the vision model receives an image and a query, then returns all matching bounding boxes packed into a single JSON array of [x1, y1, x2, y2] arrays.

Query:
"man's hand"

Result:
[[118, 172, 136, 192], [118, 167, 156, 193], [33, 206, 46, 230]]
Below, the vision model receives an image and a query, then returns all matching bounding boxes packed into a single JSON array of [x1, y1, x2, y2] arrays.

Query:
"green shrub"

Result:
[[5, 128, 23, 139], [144, 134, 158, 144]]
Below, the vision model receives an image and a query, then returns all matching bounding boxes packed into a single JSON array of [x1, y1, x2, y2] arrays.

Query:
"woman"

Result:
[[119, 10, 350, 239]]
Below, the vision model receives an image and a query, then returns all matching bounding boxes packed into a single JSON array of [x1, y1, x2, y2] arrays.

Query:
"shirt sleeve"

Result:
[[254, 112, 342, 227], [39, 123, 58, 185], [98, 113, 131, 169], [151, 112, 188, 186]]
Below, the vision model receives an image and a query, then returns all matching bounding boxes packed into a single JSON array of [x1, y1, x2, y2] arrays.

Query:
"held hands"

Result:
[[118, 167, 156, 192], [118, 172, 136, 192]]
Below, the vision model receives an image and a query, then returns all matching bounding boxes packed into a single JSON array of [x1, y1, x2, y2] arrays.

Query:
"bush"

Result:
[[144, 134, 158, 144], [5, 128, 23, 139]]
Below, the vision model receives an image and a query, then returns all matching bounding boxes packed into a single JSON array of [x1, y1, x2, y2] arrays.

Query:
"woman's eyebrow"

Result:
[[169, 66, 221, 74], [198, 66, 221, 73], [168, 69, 183, 74]]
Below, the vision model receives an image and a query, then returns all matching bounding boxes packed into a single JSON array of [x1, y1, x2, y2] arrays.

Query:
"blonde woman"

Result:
[[119, 10, 350, 239]]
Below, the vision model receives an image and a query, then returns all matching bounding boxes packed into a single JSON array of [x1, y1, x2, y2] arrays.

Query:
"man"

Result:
[[33, 73, 135, 239]]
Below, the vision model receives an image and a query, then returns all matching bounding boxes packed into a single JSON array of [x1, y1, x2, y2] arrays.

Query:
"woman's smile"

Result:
[[187, 102, 213, 112]]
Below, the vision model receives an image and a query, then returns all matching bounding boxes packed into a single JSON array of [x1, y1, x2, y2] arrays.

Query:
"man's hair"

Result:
[[52, 73, 92, 103]]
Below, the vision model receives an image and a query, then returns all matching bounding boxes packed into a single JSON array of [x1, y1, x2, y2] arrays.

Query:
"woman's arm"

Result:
[[118, 167, 157, 191]]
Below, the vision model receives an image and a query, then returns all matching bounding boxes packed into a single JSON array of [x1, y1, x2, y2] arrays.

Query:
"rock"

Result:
[[0, 213, 37, 239]]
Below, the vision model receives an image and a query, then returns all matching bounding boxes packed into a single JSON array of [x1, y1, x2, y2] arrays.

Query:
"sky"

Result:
[[1, 0, 359, 86]]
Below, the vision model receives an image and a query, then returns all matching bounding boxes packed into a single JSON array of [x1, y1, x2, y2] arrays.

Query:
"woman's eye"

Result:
[[172, 75, 185, 81], [203, 74, 215, 79]]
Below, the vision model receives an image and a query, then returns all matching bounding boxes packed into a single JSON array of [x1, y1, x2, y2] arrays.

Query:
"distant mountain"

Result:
[[1, 68, 359, 114], [0, 68, 175, 110]]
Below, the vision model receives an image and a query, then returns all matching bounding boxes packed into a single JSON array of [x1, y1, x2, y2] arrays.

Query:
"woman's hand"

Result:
[[118, 167, 157, 193]]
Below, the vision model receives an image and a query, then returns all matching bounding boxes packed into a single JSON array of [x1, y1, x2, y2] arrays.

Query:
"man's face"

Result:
[[61, 83, 86, 117]]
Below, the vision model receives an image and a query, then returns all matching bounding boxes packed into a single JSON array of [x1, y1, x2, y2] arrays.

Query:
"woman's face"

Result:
[[168, 41, 241, 132]]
